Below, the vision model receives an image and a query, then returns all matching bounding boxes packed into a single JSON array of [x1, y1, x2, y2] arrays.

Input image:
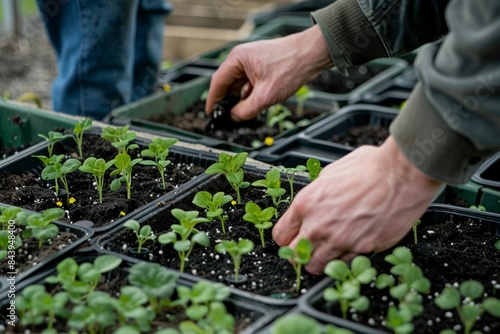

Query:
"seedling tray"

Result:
[[109, 76, 338, 153], [348, 90, 410, 109], [0, 204, 94, 297], [472, 152, 500, 191], [94, 165, 329, 308], [0, 129, 218, 233], [0, 99, 76, 162], [248, 16, 313, 40], [253, 105, 398, 167], [0, 253, 278, 334], [308, 58, 408, 106], [300, 205, 500, 334]]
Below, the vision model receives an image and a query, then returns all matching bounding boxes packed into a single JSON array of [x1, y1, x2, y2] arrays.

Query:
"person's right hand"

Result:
[[205, 25, 333, 121]]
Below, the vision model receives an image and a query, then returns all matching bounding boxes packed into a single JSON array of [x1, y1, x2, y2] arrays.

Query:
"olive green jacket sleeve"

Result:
[[312, 0, 500, 185]]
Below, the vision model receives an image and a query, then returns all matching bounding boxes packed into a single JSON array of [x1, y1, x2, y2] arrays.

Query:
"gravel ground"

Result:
[[0, 15, 56, 109]]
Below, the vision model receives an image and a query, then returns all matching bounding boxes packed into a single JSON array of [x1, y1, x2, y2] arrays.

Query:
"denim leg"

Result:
[[36, 0, 139, 120], [131, 0, 172, 101]]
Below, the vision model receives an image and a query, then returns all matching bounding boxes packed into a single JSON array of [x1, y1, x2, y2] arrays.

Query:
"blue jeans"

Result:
[[36, 0, 172, 120]]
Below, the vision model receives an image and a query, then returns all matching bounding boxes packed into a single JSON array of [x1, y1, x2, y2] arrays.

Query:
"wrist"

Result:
[[294, 25, 334, 82], [380, 136, 444, 190]]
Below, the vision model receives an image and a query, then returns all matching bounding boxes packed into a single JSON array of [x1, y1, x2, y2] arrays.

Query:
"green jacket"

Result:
[[312, 0, 500, 185]]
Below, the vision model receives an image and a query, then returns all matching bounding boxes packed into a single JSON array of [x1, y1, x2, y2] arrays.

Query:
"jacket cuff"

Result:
[[311, 0, 388, 75], [390, 83, 495, 185]]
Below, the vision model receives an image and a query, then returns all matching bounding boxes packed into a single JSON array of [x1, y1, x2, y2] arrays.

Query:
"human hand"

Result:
[[273, 136, 444, 275], [205, 25, 333, 121]]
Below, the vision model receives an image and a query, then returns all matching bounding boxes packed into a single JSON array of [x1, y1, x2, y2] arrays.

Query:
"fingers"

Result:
[[230, 85, 270, 121], [205, 54, 247, 115], [272, 199, 303, 246]]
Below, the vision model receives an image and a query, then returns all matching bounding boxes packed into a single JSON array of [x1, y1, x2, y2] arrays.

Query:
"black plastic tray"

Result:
[[472, 152, 500, 191], [349, 90, 410, 109], [0, 204, 94, 298], [254, 105, 398, 167], [0, 129, 218, 233], [0, 253, 279, 334], [94, 166, 330, 308], [300, 205, 500, 334]]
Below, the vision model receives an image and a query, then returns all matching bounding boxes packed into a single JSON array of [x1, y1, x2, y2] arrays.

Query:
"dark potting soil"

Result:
[[313, 216, 500, 334], [0, 231, 76, 276], [1, 265, 261, 333], [0, 134, 205, 228], [149, 100, 323, 148], [105, 173, 325, 298], [309, 65, 387, 95], [331, 124, 390, 148]]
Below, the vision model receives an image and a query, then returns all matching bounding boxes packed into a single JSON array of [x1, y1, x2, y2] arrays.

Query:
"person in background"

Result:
[[36, 0, 171, 120], [206, 0, 500, 274]]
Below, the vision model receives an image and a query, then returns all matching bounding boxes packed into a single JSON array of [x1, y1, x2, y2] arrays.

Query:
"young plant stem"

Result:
[[294, 263, 301, 292], [288, 174, 295, 202], [231, 253, 241, 282], [60, 174, 71, 202], [259, 229, 266, 248], [96, 175, 104, 204], [232, 184, 242, 204], [413, 225, 418, 244], [219, 215, 226, 234]]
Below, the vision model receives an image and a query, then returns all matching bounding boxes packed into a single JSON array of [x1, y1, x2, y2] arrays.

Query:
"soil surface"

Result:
[[0, 134, 206, 228], [331, 124, 390, 148], [309, 65, 388, 95], [103, 171, 325, 299], [0, 231, 76, 276], [150, 99, 323, 148], [1, 262, 262, 333], [313, 212, 500, 334], [0, 15, 56, 109]]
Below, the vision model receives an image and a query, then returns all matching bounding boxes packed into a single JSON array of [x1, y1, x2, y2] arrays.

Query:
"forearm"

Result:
[[391, 0, 500, 185], [311, 0, 449, 73]]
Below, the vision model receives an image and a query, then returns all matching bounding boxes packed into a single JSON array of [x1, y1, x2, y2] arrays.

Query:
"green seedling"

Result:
[[412, 219, 421, 244], [123, 220, 156, 253], [45, 255, 122, 302], [242, 202, 275, 248], [0, 206, 22, 230], [192, 191, 233, 234], [204, 152, 250, 204], [38, 131, 71, 158], [271, 313, 354, 334], [34, 154, 63, 197], [0, 229, 22, 261], [79, 157, 114, 204], [384, 305, 415, 334], [109, 153, 143, 200], [128, 262, 178, 313], [376, 247, 430, 333], [495, 240, 500, 250], [176, 281, 234, 333], [266, 104, 295, 133], [469, 205, 486, 211], [72, 118, 92, 158], [67, 291, 116, 334], [435, 280, 500, 334], [101, 125, 139, 155], [140, 137, 178, 189], [158, 209, 210, 273], [16, 284, 69, 329], [294, 85, 314, 118], [323, 255, 377, 319], [21, 208, 64, 249], [306, 158, 323, 181], [19, 92, 42, 108], [41, 156, 82, 202], [278, 238, 313, 292], [111, 285, 155, 332], [215, 239, 254, 283], [277, 164, 307, 202], [252, 168, 288, 217]]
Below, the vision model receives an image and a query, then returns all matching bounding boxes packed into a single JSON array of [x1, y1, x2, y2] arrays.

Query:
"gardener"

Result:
[[206, 0, 500, 275], [36, 0, 171, 120]]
